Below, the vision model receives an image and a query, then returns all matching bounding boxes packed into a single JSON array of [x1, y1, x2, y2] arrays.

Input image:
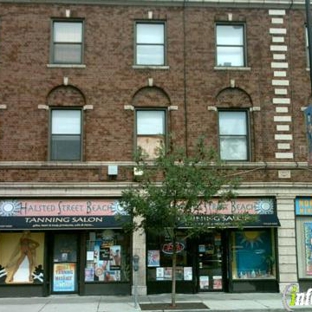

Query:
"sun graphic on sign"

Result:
[[0, 200, 22, 216], [254, 199, 273, 214], [110, 201, 127, 215], [240, 231, 263, 249]]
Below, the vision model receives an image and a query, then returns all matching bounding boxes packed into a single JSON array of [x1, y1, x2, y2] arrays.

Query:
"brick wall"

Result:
[[0, 2, 310, 183]]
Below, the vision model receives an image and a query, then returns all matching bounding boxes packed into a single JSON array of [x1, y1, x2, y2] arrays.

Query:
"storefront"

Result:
[[295, 197, 312, 292], [146, 198, 280, 294], [0, 199, 131, 297]]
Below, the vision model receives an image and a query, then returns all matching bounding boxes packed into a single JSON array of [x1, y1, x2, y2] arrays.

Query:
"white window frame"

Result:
[[216, 24, 246, 67]]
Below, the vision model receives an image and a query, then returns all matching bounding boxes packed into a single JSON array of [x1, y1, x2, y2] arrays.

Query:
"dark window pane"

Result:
[[54, 44, 82, 64], [51, 135, 81, 161]]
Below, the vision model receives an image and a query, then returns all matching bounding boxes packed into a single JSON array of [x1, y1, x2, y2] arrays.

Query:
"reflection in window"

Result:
[[231, 230, 276, 279], [216, 24, 245, 67]]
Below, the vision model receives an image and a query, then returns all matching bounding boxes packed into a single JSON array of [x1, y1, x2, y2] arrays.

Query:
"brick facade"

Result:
[[0, 0, 311, 296]]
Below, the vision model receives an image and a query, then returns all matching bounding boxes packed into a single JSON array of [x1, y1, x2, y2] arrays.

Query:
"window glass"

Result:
[[52, 110, 81, 134], [147, 231, 193, 282], [54, 22, 82, 42], [137, 24, 164, 44], [231, 230, 276, 280], [52, 21, 83, 64], [136, 23, 165, 66], [0, 232, 45, 284], [219, 111, 247, 135], [137, 46, 164, 66], [216, 24, 245, 67], [219, 111, 248, 161], [85, 230, 130, 283], [136, 110, 166, 159], [217, 25, 244, 45], [51, 110, 81, 161], [137, 110, 165, 135], [296, 217, 312, 278]]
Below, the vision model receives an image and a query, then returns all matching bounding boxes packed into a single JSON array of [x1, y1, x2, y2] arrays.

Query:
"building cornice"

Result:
[[0, 0, 307, 9]]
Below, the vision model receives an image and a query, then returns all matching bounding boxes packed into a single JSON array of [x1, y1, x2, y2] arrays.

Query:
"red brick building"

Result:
[[0, 0, 311, 297]]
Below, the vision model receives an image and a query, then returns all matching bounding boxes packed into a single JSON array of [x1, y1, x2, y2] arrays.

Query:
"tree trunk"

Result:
[[171, 234, 177, 307]]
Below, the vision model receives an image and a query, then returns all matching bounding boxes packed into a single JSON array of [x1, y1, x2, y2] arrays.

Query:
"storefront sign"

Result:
[[192, 198, 279, 227], [296, 198, 312, 215], [0, 199, 129, 230]]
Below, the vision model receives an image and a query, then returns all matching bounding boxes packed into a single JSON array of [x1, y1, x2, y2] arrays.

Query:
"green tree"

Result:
[[120, 140, 251, 307]]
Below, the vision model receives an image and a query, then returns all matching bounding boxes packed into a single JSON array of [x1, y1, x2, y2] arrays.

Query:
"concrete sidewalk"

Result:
[[0, 292, 309, 312]]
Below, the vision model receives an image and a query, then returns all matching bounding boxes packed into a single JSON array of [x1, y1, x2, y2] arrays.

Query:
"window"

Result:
[[135, 22, 165, 66], [50, 109, 82, 161], [216, 24, 246, 67], [51, 21, 83, 64], [230, 229, 276, 280], [85, 230, 130, 283], [136, 110, 166, 159], [218, 110, 249, 161]]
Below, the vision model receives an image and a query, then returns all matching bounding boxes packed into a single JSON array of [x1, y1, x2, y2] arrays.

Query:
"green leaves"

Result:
[[119, 138, 243, 235]]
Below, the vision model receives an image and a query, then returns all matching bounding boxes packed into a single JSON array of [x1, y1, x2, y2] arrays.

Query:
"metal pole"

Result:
[[134, 271, 138, 309], [306, 0, 312, 93]]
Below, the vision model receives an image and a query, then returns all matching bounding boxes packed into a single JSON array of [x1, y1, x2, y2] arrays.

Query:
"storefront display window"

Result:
[[147, 231, 193, 282], [231, 229, 276, 279], [295, 198, 312, 279], [296, 217, 312, 278], [84, 230, 130, 282], [0, 231, 45, 284]]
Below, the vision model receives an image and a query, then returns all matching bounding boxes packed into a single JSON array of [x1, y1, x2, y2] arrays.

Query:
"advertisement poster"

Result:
[[53, 263, 76, 292], [184, 267, 193, 281], [148, 250, 160, 267], [213, 276, 222, 290], [0, 232, 45, 284], [304, 223, 312, 275], [200, 276, 209, 290]]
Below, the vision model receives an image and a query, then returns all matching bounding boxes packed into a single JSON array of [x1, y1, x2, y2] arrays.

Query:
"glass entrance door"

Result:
[[198, 232, 223, 291], [52, 233, 78, 293]]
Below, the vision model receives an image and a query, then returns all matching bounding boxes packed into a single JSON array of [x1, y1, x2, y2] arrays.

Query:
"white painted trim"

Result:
[[272, 79, 289, 86], [275, 134, 293, 140], [271, 62, 288, 69], [269, 10, 286, 16], [277, 125, 290, 131], [273, 98, 290, 104], [275, 152, 294, 159]]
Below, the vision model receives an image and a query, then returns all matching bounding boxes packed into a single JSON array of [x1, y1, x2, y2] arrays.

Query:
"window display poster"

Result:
[[148, 250, 160, 267], [232, 230, 273, 278], [85, 268, 94, 282], [0, 232, 45, 284], [213, 276, 222, 290], [200, 276, 209, 290], [304, 223, 312, 275], [53, 263, 76, 292], [164, 267, 172, 280], [184, 267, 193, 281], [156, 267, 164, 280]]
